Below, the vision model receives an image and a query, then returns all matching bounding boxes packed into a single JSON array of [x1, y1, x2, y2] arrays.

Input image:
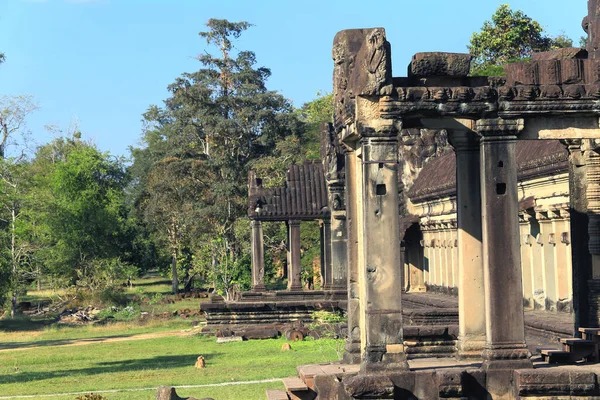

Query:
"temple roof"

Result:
[[248, 161, 330, 221], [408, 140, 569, 203]]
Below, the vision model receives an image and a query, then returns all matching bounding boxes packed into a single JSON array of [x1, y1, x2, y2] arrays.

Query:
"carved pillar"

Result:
[[332, 26, 393, 367], [449, 130, 486, 360], [344, 147, 361, 364], [320, 219, 333, 289], [287, 220, 302, 290], [564, 139, 592, 331], [358, 121, 408, 372], [250, 220, 265, 292], [477, 119, 532, 374], [330, 198, 347, 290]]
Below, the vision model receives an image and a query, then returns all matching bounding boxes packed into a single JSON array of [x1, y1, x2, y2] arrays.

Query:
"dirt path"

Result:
[[0, 328, 201, 353]]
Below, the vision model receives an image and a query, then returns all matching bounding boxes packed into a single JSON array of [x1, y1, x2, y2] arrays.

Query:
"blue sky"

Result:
[[0, 0, 587, 158]]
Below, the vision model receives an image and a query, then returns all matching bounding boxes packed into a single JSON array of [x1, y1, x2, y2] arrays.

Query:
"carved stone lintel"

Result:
[[476, 118, 524, 137]]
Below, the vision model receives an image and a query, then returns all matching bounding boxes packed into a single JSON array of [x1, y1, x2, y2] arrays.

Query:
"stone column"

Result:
[[476, 119, 532, 374], [344, 148, 361, 364], [358, 123, 408, 372], [449, 130, 486, 360], [320, 219, 333, 289], [250, 220, 265, 292], [287, 220, 302, 290]]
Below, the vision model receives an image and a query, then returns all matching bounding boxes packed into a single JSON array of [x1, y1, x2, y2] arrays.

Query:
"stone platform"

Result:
[[404, 292, 574, 338], [275, 359, 600, 400], [200, 290, 347, 328]]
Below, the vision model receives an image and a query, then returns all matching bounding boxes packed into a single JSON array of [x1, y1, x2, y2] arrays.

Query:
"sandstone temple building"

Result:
[[211, 1, 600, 398]]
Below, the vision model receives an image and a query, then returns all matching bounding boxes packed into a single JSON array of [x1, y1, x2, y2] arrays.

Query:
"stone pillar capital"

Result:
[[357, 119, 402, 142], [288, 220, 301, 227], [476, 118, 524, 140], [448, 129, 480, 151]]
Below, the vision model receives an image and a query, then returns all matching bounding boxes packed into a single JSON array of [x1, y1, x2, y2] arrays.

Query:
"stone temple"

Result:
[[203, 1, 600, 399]]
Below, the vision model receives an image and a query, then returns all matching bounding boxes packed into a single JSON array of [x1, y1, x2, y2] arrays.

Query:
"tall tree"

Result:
[[469, 4, 573, 75], [130, 19, 302, 296]]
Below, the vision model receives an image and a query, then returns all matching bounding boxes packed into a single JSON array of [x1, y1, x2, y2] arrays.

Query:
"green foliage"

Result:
[[311, 310, 347, 324], [96, 304, 140, 321], [37, 140, 133, 290], [469, 4, 574, 75]]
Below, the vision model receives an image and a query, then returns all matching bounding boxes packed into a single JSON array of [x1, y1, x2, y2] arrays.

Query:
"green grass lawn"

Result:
[[0, 334, 341, 399], [0, 275, 340, 399]]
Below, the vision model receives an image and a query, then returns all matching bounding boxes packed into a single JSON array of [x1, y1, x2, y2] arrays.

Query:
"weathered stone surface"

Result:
[[515, 369, 598, 396], [314, 373, 353, 400], [332, 28, 392, 129], [437, 369, 488, 399], [343, 374, 396, 399], [239, 327, 279, 340], [533, 47, 588, 60], [409, 52, 472, 78]]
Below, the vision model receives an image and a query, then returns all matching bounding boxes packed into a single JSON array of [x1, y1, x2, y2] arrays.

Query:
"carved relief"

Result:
[[332, 28, 392, 131]]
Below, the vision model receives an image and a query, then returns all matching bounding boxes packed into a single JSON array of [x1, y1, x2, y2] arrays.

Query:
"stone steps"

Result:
[[282, 376, 316, 400], [267, 364, 359, 400], [540, 327, 600, 364], [266, 389, 289, 400]]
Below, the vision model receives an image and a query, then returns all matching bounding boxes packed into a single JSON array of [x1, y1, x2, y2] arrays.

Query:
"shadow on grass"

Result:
[[0, 333, 137, 351], [0, 353, 224, 384], [131, 279, 172, 288], [0, 317, 56, 333]]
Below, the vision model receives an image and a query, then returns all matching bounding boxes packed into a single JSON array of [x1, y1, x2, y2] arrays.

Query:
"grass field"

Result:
[[0, 276, 342, 400]]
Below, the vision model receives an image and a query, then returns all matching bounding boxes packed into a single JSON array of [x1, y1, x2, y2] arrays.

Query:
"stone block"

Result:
[[409, 52, 472, 77], [505, 62, 540, 86], [515, 369, 598, 396], [437, 369, 488, 399], [343, 374, 396, 399], [314, 373, 353, 400]]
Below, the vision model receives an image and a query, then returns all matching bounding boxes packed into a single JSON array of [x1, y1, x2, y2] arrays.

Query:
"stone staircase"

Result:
[[541, 327, 600, 364]]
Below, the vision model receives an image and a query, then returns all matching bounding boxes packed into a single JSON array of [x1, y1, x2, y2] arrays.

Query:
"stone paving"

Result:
[[403, 292, 574, 355]]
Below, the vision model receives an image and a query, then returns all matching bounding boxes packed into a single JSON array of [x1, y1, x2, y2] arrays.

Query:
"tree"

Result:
[[130, 19, 302, 297], [31, 137, 132, 291], [0, 95, 37, 159], [0, 96, 37, 316], [469, 4, 573, 75]]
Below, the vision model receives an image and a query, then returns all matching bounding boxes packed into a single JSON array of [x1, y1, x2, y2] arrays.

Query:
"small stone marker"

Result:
[[281, 343, 291, 351], [216, 335, 243, 343], [194, 356, 205, 368]]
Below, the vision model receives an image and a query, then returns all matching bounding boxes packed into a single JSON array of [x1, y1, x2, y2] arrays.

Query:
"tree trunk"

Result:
[[10, 204, 16, 318], [171, 248, 178, 294], [10, 291, 16, 318]]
